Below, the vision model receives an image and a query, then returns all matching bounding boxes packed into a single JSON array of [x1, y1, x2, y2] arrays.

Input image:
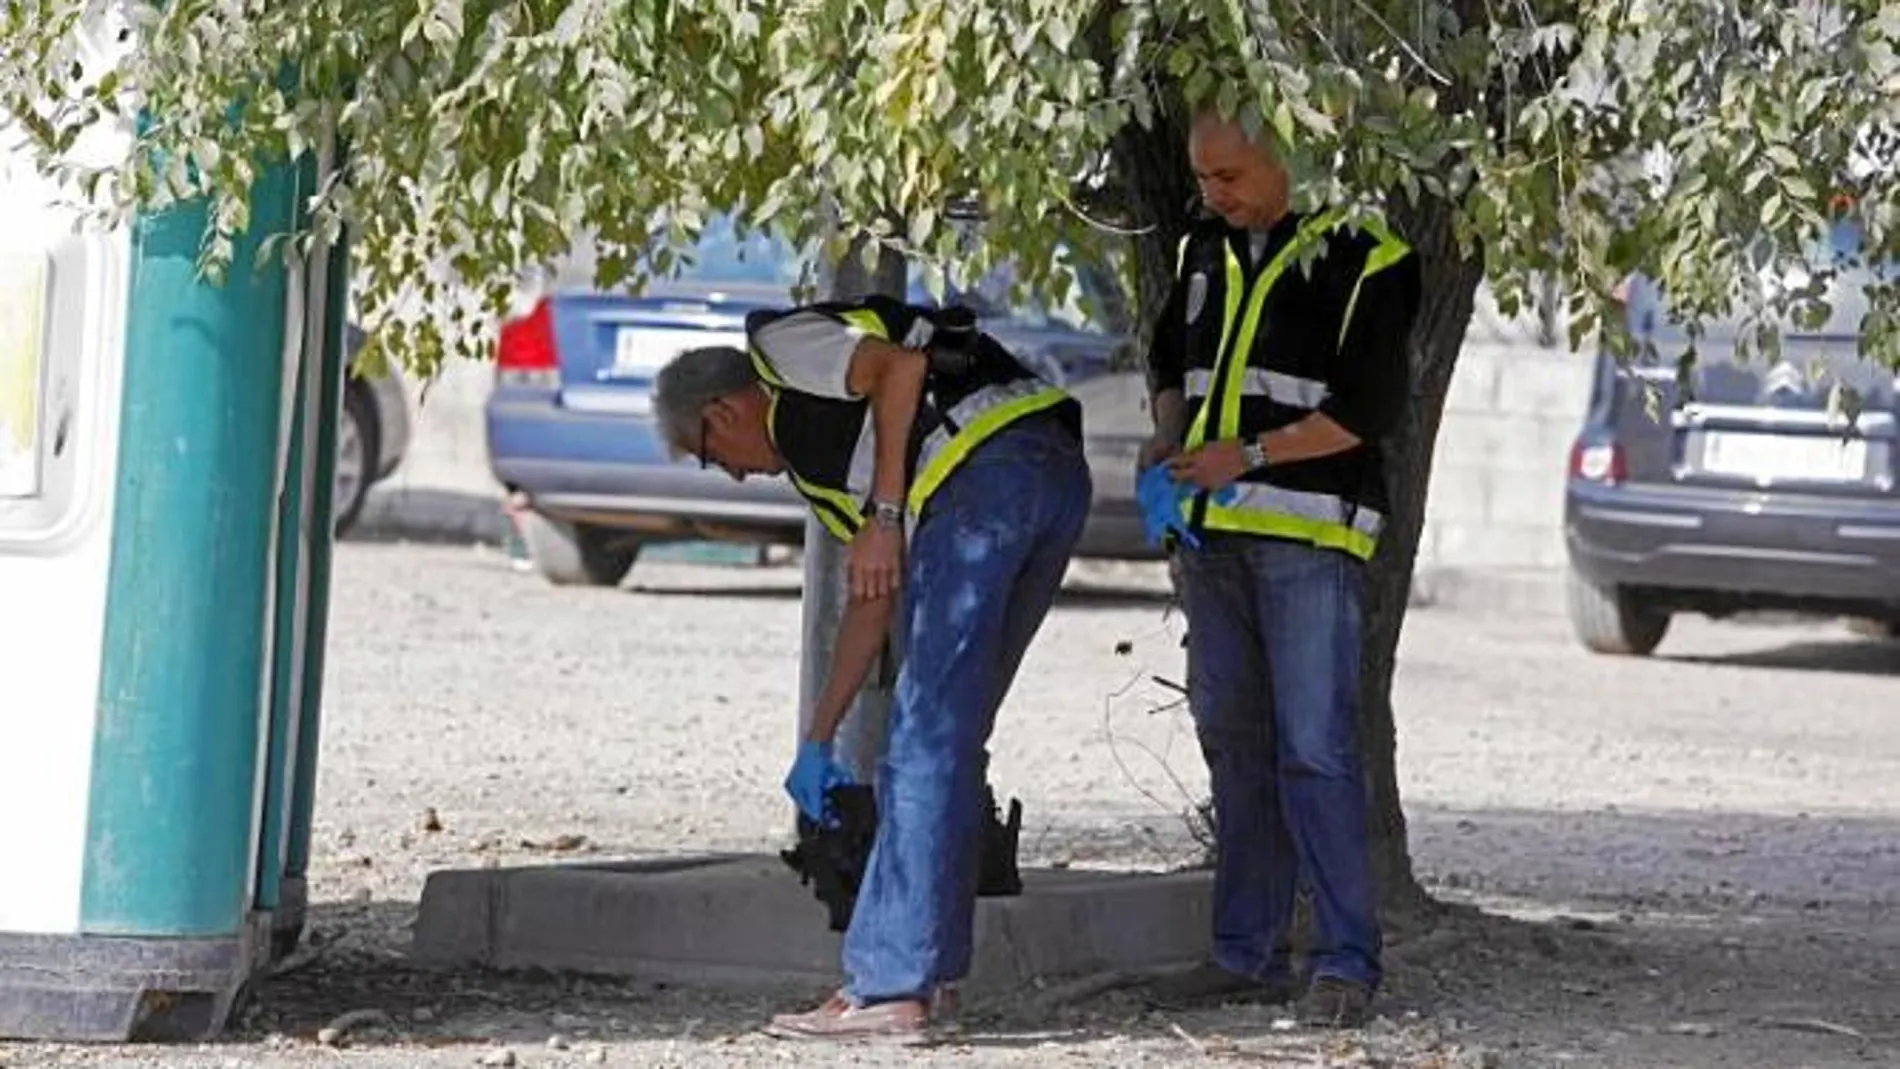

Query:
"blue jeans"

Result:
[[1176, 532, 1381, 990], [841, 414, 1091, 1004]]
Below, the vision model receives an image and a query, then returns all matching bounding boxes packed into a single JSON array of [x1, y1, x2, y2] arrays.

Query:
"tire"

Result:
[[1566, 567, 1670, 656], [332, 384, 378, 538], [519, 511, 640, 587]]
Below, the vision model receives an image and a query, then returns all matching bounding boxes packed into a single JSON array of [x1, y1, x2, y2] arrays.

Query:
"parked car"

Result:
[[484, 219, 1156, 587], [1563, 220, 1900, 654], [334, 323, 412, 538]]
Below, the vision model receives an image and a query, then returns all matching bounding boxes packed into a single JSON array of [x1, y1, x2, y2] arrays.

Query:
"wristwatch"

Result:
[[1241, 438, 1269, 471], [869, 498, 905, 530]]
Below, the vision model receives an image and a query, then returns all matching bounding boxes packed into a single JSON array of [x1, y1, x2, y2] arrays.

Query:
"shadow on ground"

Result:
[[1669, 635, 1900, 678], [238, 802, 1900, 1067]]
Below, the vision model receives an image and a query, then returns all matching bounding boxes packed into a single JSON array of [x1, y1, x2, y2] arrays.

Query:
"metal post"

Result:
[[794, 234, 908, 785]]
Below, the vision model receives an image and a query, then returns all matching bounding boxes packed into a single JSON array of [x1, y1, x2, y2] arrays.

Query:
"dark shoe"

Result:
[[763, 991, 930, 1046], [1144, 962, 1299, 1011], [1296, 975, 1373, 1029]]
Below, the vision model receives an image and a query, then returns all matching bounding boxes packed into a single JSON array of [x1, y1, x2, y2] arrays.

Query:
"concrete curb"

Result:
[[1410, 566, 1564, 616], [411, 854, 1213, 992]]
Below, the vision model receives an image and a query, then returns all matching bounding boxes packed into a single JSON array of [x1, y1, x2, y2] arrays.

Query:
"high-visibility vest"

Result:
[[747, 298, 1080, 542], [1178, 210, 1413, 560]]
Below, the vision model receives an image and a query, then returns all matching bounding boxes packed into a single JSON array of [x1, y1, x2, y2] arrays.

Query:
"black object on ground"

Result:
[[780, 783, 1025, 933]]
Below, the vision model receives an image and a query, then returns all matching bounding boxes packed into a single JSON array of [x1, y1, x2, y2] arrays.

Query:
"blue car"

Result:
[[485, 220, 1151, 585]]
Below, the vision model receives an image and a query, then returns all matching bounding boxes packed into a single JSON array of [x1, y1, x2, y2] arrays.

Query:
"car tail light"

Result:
[[496, 299, 560, 387], [1570, 438, 1627, 484]]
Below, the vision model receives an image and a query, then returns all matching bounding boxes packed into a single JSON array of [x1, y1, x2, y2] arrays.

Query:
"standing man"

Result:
[[1140, 108, 1422, 1027], [652, 294, 1091, 1044]]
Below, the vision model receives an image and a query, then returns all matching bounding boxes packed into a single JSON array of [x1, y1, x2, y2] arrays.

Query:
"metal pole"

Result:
[[794, 229, 907, 785]]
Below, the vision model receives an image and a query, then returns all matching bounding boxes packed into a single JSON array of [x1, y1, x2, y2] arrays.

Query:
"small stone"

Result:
[[350, 887, 373, 904], [421, 807, 444, 833], [1666, 1022, 1718, 1038], [547, 1035, 570, 1050], [586, 1049, 608, 1065], [478, 1050, 517, 1067], [317, 1008, 393, 1047]]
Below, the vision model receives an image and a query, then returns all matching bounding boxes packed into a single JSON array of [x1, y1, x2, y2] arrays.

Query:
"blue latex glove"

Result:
[[785, 739, 853, 826], [1136, 463, 1203, 550]]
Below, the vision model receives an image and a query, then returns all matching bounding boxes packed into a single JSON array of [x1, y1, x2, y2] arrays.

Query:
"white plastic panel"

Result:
[[0, 138, 131, 934]]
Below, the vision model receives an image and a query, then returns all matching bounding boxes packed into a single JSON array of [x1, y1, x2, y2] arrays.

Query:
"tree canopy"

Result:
[[3, 0, 1896, 380]]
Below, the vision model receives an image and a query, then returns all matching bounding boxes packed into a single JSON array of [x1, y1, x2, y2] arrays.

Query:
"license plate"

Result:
[[607, 327, 746, 379], [1699, 431, 1868, 483]]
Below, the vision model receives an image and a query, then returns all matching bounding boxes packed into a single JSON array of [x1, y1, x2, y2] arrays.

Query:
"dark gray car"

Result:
[[1563, 227, 1900, 654]]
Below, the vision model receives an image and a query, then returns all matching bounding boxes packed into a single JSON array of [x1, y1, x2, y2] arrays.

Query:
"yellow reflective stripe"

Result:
[[1175, 233, 1192, 274], [1200, 481, 1383, 559], [841, 308, 889, 338], [1185, 250, 1244, 449], [906, 385, 1071, 515], [791, 471, 862, 540], [749, 345, 786, 387], [1202, 503, 1378, 560], [765, 386, 863, 540], [1336, 225, 1412, 350]]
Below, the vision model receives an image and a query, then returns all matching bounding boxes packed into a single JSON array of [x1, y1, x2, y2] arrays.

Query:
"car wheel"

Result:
[[519, 511, 641, 587], [1566, 567, 1670, 656], [332, 384, 378, 538]]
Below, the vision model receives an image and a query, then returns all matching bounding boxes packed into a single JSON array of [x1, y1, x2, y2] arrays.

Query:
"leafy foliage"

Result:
[[2, 0, 1896, 378]]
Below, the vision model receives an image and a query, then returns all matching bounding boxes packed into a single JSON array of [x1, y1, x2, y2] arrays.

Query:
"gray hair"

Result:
[[652, 345, 758, 458]]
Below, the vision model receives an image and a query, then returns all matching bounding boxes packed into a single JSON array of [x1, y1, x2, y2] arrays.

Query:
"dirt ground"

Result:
[[5, 542, 1898, 1068]]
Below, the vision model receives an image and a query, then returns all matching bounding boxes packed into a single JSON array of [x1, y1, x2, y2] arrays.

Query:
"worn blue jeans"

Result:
[[1176, 532, 1381, 990], [841, 413, 1092, 1005]]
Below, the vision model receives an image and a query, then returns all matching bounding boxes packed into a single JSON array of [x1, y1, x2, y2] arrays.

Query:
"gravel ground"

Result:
[[7, 540, 1900, 1068]]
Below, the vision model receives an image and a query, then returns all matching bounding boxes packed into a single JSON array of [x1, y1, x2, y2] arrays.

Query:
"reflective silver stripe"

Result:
[[915, 377, 1058, 465], [1220, 482, 1384, 537], [1182, 368, 1329, 408]]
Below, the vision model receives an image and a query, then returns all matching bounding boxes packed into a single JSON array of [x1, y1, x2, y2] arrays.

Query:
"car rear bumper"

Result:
[[488, 391, 807, 539], [1565, 479, 1900, 608]]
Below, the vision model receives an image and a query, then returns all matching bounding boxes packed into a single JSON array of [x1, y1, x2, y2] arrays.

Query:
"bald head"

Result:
[[1188, 108, 1291, 231]]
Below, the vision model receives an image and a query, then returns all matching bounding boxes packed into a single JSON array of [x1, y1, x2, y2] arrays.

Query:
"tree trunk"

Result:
[[1360, 196, 1487, 914], [1113, 109, 1196, 351]]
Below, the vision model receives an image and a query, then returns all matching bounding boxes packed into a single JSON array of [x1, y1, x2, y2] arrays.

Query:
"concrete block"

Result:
[[1486, 466, 1567, 530], [1432, 412, 1552, 474], [412, 854, 1214, 993], [1423, 465, 1491, 525], [1442, 348, 1501, 415], [1429, 519, 1565, 571], [1410, 566, 1564, 616], [1493, 351, 1594, 419]]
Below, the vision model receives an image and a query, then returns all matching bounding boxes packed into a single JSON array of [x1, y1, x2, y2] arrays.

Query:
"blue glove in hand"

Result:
[[785, 739, 853, 826], [1136, 463, 1202, 550]]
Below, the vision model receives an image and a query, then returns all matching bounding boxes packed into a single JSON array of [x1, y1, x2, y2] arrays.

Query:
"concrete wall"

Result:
[[356, 356, 509, 543], [357, 286, 1600, 601], [1416, 287, 1595, 579]]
